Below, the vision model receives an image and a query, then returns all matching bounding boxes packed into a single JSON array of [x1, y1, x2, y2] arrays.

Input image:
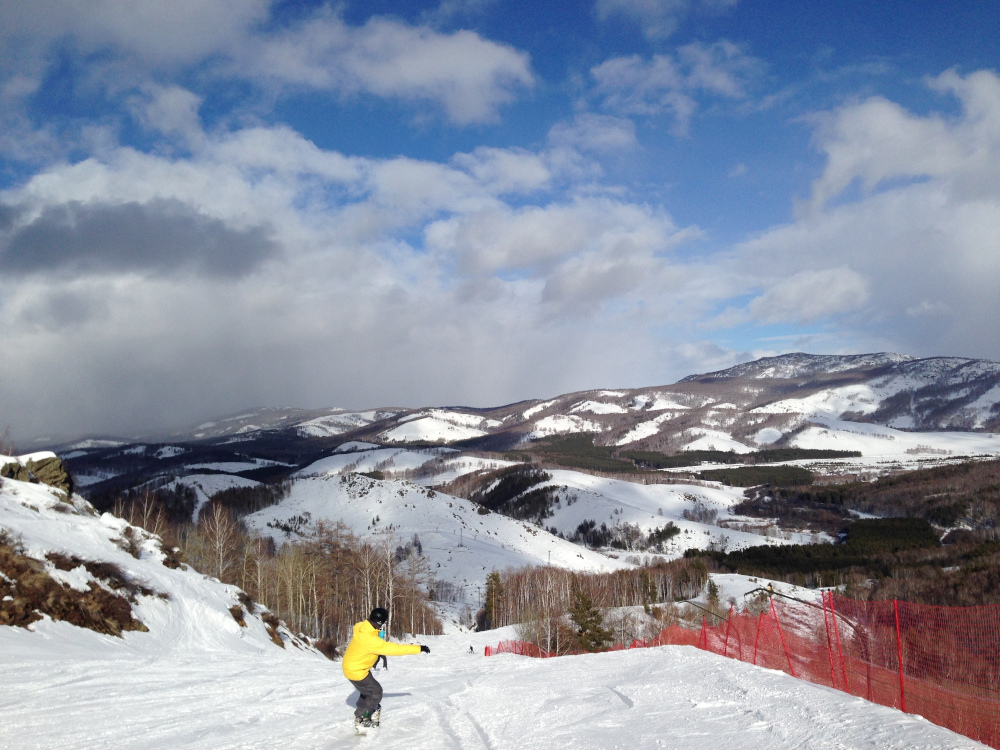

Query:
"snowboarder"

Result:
[[342, 607, 430, 731]]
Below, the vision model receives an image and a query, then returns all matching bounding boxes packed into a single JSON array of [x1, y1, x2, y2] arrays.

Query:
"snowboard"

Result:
[[354, 708, 381, 736]]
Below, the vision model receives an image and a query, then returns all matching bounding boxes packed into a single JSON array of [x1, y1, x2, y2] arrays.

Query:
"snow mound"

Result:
[[381, 410, 502, 443]]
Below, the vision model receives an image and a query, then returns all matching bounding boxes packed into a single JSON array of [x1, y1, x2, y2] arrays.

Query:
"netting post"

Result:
[[753, 610, 764, 665], [770, 598, 796, 678], [894, 599, 906, 713], [723, 603, 734, 658], [822, 592, 837, 689], [828, 594, 850, 693], [698, 616, 707, 649]]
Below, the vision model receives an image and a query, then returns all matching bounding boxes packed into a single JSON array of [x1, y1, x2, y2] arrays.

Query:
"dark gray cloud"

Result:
[[0, 199, 276, 278], [0, 202, 22, 230]]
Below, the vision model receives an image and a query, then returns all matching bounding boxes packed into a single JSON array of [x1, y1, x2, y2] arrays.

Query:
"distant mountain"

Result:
[[58, 352, 1000, 501], [42, 352, 1000, 613]]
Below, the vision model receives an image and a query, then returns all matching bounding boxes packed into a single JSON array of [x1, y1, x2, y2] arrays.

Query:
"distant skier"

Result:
[[342, 607, 430, 730]]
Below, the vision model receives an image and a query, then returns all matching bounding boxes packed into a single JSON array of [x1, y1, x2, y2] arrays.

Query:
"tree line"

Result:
[[476, 558, 711, 653], [113, 486, 442, 651]]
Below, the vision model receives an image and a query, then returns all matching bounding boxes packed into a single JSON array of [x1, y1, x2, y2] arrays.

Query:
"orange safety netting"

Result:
[[485, 593, 1000, 748]]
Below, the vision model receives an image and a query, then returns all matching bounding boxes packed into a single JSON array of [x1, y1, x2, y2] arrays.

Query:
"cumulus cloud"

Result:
[[737, 69, 1000, 358], [548, 113, 638, 152], [804, 69, 1000, 211], [748, 268, 869, 323], [592, 41, 761, 133], [0, 1, 268, 62], [127, 85, 205, 146], [0, 122, 716, 440], [0, 3, 533, 131], [243, 14, 534, 125], [450, 147, 552, 195], [594, 0, 740, 40]]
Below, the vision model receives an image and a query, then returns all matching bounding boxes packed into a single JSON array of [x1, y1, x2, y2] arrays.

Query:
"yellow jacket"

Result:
[[342, 620, 421, 680]]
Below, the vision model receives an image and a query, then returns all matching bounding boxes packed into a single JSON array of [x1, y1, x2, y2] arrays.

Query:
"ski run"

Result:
[[0, 469, 987, 749]]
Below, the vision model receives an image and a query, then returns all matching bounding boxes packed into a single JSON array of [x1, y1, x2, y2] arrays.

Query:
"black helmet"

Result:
[[369, 607, 389, 627]]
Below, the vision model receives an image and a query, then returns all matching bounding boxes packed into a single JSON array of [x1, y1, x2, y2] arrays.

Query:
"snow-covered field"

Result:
[[789, 417, 1000, 458], [2, 624, 986, 749]]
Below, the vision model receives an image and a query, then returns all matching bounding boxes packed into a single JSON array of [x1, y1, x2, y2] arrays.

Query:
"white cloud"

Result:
[[736, 69, 1000, 358], [0, 4, 533, 130], [0, 0, 270, 68], [548, 113, 637, 152], [592, 41, 760, 133], [594, 0, 740, 40], [451, 147, 552, 194], [748, 268, 869, 323], [128, 85, 205, 146], [804, 69, 1000, 212], [0, 122, 717, 439], [424, 198, 683, 280], [244, 14, 534, 125]]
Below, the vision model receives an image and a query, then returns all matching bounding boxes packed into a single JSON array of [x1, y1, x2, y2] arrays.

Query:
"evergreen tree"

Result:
[[569, 584, 612, 652], [478, 570, 504, 630], [706, 578, 723, 624]]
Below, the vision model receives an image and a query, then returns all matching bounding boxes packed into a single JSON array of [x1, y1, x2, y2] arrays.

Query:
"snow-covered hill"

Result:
[[1, 456, 989, 749], [57, 353, 1000, 508], [145, 352, 1000, 456], [243, 470, 633, 604], [238, 445, 810, 610], [0, 470, 308, 657]]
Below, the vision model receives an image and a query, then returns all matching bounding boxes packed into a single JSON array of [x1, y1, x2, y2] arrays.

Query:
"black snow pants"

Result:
[[349, 672, 383, 719]]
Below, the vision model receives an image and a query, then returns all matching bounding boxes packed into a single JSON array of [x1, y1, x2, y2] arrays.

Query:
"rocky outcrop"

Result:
[[0, 453, 74, 498]]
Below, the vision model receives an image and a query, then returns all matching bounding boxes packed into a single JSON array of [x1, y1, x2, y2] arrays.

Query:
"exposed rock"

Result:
[[0, 454, 74, 499]]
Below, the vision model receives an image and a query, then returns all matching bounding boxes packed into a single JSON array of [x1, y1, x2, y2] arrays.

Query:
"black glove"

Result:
[[420, 645, 430, 654]]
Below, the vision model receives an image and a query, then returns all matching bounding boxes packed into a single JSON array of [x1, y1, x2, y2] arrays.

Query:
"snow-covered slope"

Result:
[[536, 471, 813, 555], [0, 475, 307, 657], [1, 624, 985, 749], [1, 458, 988, 749], [243, 473, 632, 602]]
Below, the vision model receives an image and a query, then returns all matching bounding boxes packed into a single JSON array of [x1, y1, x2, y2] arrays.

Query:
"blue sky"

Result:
[[1, 0, 999, 441]]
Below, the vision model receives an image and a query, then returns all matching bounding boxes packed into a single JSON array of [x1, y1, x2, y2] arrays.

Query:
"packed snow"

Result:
[[680, 429, 755, 454], [615, 413, 680, 445], [155, 446, 186, 459], [296, 447, 456, 478], [2, 617, 985, 749], [0, 478, 304, 658], [169, 473, 261, 520], [523, 399, 557, 419]]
